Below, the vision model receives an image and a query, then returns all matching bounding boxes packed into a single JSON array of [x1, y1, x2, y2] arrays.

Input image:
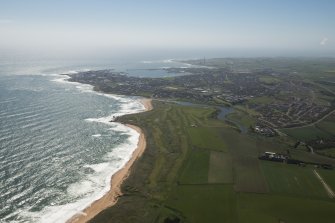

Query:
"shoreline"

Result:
[[67, 98, 152, 223]]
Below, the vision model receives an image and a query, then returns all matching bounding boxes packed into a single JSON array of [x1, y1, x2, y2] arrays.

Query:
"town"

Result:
[[68, 64, 334, 130]]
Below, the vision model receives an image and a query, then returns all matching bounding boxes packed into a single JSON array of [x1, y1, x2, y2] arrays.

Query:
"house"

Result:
[[259, 152, 287, 162]]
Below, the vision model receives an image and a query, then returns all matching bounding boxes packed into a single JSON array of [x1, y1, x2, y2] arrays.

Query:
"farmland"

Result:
[[90, 101, 335, 223]]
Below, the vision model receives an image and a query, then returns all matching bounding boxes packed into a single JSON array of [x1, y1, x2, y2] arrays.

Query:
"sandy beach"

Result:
[[67, 98, 152, 223], [140, 98, 153, 111]]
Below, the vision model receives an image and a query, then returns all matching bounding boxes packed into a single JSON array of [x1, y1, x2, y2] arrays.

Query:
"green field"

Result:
[[91, 100, 335, 223], [261, 161, 329, 199], [281, 113, 335, 141], [316, 113, 335, 135], [226, 109, 256, 127], [319, 169, 335, 193], [188, 127, 227, 151], [317, 148, 335, 157], [237, 193, 335, 223], [167, 185, 237, 223], [208, 151, 233, 184], [259, 76, 281, 85], [281, 125, 333, 141], [289, 148, 335, 165], [179, 149, 210, 184]]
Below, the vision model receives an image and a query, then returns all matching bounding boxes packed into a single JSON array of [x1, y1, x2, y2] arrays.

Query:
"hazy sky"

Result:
[[1, 0, 335, 57]]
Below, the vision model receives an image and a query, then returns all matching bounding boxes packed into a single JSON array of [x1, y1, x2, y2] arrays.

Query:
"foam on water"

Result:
[[141, 60, 153, 64], [0, 70, 146, 223], [26, 126, 141, 223], [92, 134, 102, 138], [27, 73, 145, 223]]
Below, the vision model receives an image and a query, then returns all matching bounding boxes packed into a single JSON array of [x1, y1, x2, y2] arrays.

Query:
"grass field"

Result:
[[237, 193, 335, 223], [179, 149, 210, 184], [91, 100, 335, 223], [289, 148, 335, 165], [259, 76, 281, 85], [208, 151, 233, 184], [317, 148, 335, 157], [188, 127, 227, 151], [167, 185, 237, 223], [281, 125, 333, 140], [318, 169, 335, 194], [261, 161, 329, 199], [226, 109, 256, 127], [316, 113, 335, 135], [233, 156, 268, 193], [281, 113, 335, 141]]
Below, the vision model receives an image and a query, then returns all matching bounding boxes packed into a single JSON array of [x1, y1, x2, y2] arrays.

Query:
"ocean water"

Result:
[[0, 58, 200, 222], [0, 58, 199, 77], [0, 72, 146, 222]]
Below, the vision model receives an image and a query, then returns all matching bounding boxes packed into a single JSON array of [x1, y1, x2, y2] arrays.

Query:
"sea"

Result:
[[0, 58, 198, 223]]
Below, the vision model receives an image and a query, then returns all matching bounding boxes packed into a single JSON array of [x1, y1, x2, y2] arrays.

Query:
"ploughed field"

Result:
[[90, 101, 335, 223]]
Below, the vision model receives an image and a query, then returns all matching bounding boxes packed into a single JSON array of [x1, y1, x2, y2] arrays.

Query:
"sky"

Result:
[[1, 0, 335, 58]]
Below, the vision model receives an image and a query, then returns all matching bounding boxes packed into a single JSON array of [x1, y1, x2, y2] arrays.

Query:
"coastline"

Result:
[[67, 98, 152, 223]]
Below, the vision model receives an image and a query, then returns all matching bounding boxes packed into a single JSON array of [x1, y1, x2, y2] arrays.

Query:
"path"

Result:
[[313, 169, 335, 199]]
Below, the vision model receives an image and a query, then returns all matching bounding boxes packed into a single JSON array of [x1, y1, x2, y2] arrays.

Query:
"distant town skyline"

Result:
[[1, 0, 335, 58]]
